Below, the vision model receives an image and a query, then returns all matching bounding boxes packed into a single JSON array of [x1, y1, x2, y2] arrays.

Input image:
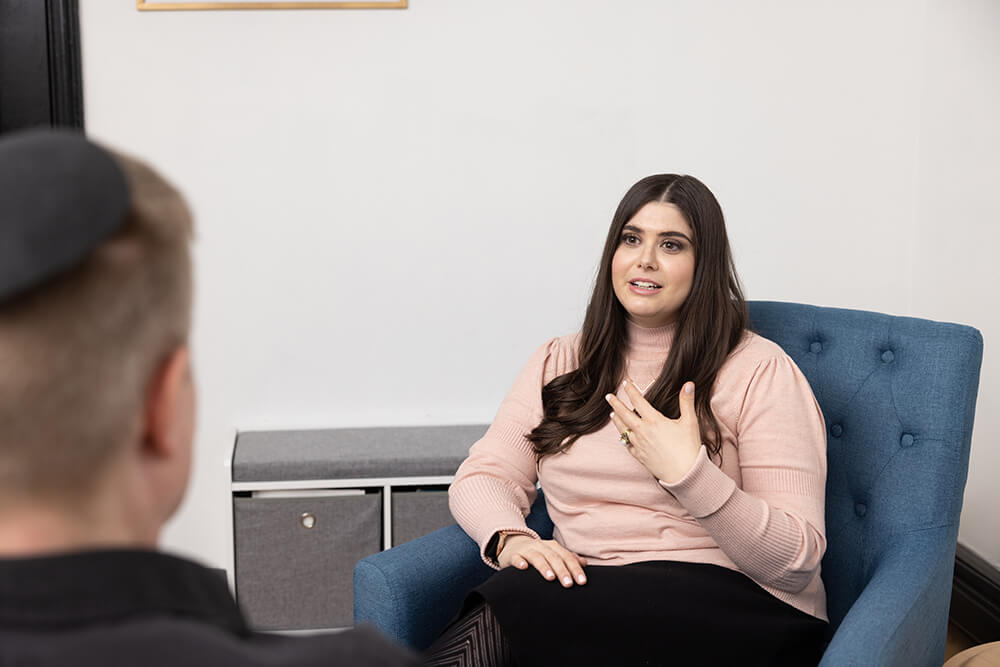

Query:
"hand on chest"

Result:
[[537, 420, 688, 513]]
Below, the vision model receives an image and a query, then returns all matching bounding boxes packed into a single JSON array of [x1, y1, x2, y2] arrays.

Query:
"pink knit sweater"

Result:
[[449, 321, 828, 621]]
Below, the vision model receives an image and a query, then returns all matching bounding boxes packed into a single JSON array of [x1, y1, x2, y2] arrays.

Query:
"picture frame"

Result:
[[137, 0, 406, 10]]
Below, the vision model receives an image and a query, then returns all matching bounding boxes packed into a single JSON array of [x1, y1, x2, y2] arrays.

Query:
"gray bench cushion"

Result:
[[232, 424, 490, 482]]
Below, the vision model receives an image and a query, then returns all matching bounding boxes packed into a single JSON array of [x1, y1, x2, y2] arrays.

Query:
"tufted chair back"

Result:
[[748, 301, 983, 660]]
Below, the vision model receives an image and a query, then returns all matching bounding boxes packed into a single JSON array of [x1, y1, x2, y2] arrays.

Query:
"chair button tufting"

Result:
[[881, 349, 895, 363], [830, 423, 843, 437], [810, 341, 823, 353], [901, 433, 914, 448], [855, 503, 867, 517]]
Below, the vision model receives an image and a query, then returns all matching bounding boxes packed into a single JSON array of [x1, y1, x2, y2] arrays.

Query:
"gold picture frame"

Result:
[[137, 0, 406, 10]]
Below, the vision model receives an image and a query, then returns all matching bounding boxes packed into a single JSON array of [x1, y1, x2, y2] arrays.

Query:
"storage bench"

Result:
[[230, 424, 487, 631]]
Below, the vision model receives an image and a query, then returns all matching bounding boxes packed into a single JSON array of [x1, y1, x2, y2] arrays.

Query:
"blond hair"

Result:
[[0, 150, 193, 499]]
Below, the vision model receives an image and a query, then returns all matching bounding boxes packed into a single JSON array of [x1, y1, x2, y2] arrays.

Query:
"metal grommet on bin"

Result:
[[300, 512, 316, 529]]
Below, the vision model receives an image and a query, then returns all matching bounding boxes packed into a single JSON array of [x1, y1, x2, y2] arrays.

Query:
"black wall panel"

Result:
[[0, 0, 83, 134]]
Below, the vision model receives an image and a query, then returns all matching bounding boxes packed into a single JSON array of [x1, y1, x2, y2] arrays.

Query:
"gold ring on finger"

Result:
[[620, 428, 632, 446]]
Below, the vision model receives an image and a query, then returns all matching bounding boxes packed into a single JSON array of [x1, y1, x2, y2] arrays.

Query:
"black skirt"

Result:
[[472, 560, 827, 667]]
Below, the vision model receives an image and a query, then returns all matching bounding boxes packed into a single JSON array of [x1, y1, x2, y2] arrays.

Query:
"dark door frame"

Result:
[[0, 0, 84, 133]]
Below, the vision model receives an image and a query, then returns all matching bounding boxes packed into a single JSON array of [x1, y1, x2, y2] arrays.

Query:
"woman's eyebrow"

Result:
[[623, 224, 692, 243]]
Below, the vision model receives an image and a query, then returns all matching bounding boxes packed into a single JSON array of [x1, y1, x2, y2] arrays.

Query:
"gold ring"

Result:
[[620, 428, 632, 446]]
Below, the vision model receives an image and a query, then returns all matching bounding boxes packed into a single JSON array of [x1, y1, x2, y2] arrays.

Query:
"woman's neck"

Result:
[[625, 318, 675, 362]]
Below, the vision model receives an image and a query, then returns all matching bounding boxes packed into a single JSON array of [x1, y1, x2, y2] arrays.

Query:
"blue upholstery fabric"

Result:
[[353, 491, 553, 650], [354, 302, 983, 666]]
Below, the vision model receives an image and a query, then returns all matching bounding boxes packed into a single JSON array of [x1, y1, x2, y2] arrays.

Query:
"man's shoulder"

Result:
[[180, 623, 421, 667], [169, 622, 422, 667], [1, 622, 420, 667]]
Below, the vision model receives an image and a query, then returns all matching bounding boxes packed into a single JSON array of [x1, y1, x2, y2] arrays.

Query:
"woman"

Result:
[[427, 175, 828, 666]]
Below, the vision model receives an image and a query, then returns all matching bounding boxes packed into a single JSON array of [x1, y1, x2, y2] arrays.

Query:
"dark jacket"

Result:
[[0, 549, 421, 666]]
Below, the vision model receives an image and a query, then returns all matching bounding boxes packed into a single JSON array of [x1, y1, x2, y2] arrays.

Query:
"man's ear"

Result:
[[144, 345, 192, 460]]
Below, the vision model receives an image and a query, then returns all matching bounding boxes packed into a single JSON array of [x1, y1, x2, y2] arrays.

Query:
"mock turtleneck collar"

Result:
[[625, 319, 675, 361]]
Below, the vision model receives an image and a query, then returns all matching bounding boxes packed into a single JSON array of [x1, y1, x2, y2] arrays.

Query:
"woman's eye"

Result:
[[662, 240, 683, 252], [622, 234, 640, 246]]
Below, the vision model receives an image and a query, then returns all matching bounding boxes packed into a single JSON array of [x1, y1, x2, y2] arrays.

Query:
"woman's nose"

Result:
[[638, 244, 658, 270]]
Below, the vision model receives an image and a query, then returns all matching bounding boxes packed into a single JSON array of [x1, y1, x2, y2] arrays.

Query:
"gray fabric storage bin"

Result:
[[234, 492, 382, 630], [230, 424, 489, 631], [391, 488, 454, 546]]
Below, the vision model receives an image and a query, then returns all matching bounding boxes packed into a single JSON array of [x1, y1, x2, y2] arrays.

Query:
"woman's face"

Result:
[[611, 201, 696, 328]]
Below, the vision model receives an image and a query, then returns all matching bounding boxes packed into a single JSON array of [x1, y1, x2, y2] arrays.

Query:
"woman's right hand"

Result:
[[497, 534, 588, 587]]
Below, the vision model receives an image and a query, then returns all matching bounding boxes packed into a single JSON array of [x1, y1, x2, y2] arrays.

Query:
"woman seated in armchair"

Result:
[[425, 174, 829, 667]]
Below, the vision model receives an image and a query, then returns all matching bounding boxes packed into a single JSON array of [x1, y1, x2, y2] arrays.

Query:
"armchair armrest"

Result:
[[354, 524, 492, 650], [354, 491, 554, 651], [820, 525, 958, 667]]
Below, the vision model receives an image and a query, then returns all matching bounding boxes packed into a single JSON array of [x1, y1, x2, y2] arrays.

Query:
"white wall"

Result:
[[78, 0, 1000, 571], [910, 1, 1000, 564]]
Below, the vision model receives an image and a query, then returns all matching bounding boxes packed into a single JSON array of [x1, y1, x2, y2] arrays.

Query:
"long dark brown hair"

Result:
[[528, 174, 747, 460]]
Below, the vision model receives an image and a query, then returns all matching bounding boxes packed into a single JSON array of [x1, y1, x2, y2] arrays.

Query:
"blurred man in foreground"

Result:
[[0, 130, 420, 666]]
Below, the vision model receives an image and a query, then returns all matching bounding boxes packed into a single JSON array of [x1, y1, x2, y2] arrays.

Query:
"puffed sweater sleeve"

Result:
[[449, 338, 569, 569], [659, 354, 828, 594]]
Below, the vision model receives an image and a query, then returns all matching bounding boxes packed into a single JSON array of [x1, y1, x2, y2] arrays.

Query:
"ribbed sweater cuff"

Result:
[[658, 446, 736, 518], [449, 476, 540, 569]]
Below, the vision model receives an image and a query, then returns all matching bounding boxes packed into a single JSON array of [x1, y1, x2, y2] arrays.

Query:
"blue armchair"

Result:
[[355, 302, 983, 666]]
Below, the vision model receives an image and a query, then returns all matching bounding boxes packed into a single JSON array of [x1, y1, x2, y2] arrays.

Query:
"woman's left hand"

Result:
[[605, 380, 703, 485]]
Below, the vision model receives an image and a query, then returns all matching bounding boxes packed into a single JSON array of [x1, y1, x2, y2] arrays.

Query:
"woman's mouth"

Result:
[[628, 279, 662, 295]]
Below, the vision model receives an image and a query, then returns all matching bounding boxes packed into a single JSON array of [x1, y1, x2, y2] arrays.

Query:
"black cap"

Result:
[[0, 129, 130, 304]]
